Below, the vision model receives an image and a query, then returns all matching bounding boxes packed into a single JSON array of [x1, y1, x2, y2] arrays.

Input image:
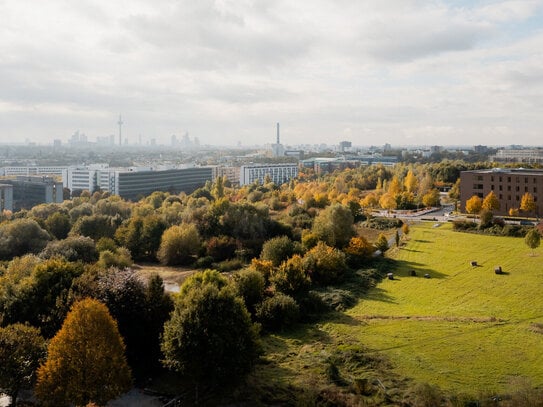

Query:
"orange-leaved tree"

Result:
[[35, 298, 131, 407]]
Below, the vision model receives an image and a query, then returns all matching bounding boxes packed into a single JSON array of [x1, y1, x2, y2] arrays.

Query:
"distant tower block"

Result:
[[118, 114, 123, 146], [276, 122, 280, 144]]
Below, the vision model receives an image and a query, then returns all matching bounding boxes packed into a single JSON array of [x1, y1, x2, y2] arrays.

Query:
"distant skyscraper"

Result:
[[271, 122, 285, 157]]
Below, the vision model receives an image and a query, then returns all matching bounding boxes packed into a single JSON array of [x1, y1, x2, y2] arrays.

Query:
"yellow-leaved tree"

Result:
[[35, 298, 131, 407], [520, 192, 536, 214], [465, 195, 483, 214], [482, 191, 500, 212]]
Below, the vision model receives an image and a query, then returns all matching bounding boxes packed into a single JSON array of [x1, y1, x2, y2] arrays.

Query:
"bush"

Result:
[[256, 293, 300, 331], [206, 235, 238, 262], [270, 255, 311, 296], [364, 217, 403, 230], [157, 223, 201, 266], [260, 236, 299, 267], [452, 220, 478, 231], [214, 258, 244, 272], [97, 248, 132, 269], [40, 236, 98, 263], [303, 242, 347, 285], [194, 256, 214, 269], [233, 268, 266, 315]]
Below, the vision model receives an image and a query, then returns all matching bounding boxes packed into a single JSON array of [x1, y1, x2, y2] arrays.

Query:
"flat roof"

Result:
[[462, 168, 543, 175]]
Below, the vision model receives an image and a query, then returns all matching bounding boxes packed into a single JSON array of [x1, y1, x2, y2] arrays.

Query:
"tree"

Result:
[[35, 299, 131, 407], [303, 242, 346, 285], [0, 218, 51, 260], [44, 212, 71, 240], [39, 235, 98, 263], [270, 254, 311, 296], [482, 191, 500, 212], [404, 170, 419, 194], [0, 324, 46, 405], [312, 203, 355, 248], [344, 236, 374, 268], [70, 214, 117, 241], [375, 233, 389, 254], [0, 258, 84, 337], [401, 223, 410, 237], [161, 284, 259, 392], [465, 195, 483, 214], [387, 176, 402, 195], [379, 193, 397, 211], [157, 223, 201, 266], [395, 230, 400, 247], [520, 192, 536, 214], [422, 189, 440, 207], [525, 228, 541, 255], [260, 235, 298, 266], [232, 268, 266, 315]]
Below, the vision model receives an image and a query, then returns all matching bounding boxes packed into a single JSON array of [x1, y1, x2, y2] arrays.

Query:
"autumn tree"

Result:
[[344, 236, 374, 268], [520, 192, 536, 214], [157, 223, 201, 266], [161, 284, 259, 392], [375, 233, 389, 254], [0, 324, 46, 405], [482, 191, 500, 212], [422, 189, 440, 207], [35, 299, 131, 407], [465, 195, 483, 214], [270, 254, 311, 296], [404, 170, 419, 194], [303, 242, 346, 285], [525, 228, 541, 255]]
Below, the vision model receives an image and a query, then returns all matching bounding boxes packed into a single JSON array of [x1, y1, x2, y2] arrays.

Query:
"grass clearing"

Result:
[[325, 222, 543, 394]]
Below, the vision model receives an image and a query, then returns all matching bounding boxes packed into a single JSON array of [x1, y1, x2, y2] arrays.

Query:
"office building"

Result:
[[460, 168, 543, 216], [240, 163, 298, 186]]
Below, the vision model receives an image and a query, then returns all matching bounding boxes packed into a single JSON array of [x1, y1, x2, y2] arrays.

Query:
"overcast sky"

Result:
[[1, 0, 542, 147]]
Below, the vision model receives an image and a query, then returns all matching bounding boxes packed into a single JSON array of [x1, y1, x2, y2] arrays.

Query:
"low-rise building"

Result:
[[460, 168, 543, 216]]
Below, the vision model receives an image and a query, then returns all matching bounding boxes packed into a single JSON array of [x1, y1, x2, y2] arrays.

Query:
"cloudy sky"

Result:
[[1, 0, 543, 147]]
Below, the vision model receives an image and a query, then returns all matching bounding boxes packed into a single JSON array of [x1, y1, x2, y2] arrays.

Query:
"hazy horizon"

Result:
[[1, 1, 543, 146]]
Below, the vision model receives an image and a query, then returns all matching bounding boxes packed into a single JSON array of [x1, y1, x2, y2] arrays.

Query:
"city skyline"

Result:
[[1, 1, 543, 146]]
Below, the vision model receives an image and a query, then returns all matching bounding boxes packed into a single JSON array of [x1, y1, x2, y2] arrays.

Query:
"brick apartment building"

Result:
[[460, 168, 543, 216]]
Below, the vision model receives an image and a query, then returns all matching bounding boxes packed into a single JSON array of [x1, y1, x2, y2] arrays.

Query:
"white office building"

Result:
[[240, 163, 298, 186]]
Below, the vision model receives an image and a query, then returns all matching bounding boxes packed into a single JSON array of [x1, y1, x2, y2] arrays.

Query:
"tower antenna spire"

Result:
[[118, 114, 123, 146]]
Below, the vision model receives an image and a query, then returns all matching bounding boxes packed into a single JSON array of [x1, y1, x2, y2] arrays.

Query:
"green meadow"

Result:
[[323, 222, 543, 394]]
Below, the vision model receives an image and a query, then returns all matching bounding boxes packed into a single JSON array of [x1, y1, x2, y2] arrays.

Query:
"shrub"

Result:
[[233, 268, 265, 314], [270, 255, 311, 296], [303, 242, 347, 285], [260, 236, 299, 267], [214, 258, 244, 272], [157, 223, 201, 266], [364, 217, 403, 230], [40, 236, 98, 263], [206, 235, 238, 262], [256, 293, 300, 331]]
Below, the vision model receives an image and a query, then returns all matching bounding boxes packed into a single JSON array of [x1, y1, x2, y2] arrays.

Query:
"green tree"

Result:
[[0, 324, 46, 405], [44, 212, 71, 240], [312, 203, 355, 248], [35, 299, 131, 407], [39, 235, 98, 263], [70, 214, 117, 241], [482, 191, 500, 212], [161, 284, 259, 392], [520, 192, 536, 214], [115, 215, 166, 261], [0, 218, 51, 260], [232, 268, 265, 316], [256, 293, 300, 331], [260, 235, 298, 266], [525, 228, 541, 255], [157, 223, 201, 266], [212, 176, 225, 199]]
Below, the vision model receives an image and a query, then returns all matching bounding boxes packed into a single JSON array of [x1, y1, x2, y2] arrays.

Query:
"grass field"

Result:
[[324, 222, 543, 394]]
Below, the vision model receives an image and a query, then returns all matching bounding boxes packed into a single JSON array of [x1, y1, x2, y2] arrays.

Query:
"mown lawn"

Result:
[[324, 222, 543, 394]]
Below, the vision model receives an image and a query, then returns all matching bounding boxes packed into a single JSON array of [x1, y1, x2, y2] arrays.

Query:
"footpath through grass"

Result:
[[324, 222, 543, 394]]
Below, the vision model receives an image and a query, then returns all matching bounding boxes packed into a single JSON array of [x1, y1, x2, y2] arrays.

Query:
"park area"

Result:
[[323, 221, 543, 394]]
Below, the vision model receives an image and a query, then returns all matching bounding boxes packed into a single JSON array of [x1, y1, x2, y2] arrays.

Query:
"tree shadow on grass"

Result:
[[413, 239, 432, 243], [392, 259, 447, 279], [363, 287, 398, 304]]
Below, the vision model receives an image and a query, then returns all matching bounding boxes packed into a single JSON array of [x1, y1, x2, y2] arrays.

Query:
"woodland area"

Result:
[[0, 160, 540, 406]]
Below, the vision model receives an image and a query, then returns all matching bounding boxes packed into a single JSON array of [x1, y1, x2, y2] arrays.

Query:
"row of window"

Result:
[[478, 174, 541, 183], [488, 185, 537, 193]]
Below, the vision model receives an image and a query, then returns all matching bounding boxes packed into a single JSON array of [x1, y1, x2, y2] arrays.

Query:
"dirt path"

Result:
[[133, 263, 198, 292]]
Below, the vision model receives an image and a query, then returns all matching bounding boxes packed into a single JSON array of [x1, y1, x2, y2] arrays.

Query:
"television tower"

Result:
[[276, 122, 280, 144], [118, 114, 123, 146]]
